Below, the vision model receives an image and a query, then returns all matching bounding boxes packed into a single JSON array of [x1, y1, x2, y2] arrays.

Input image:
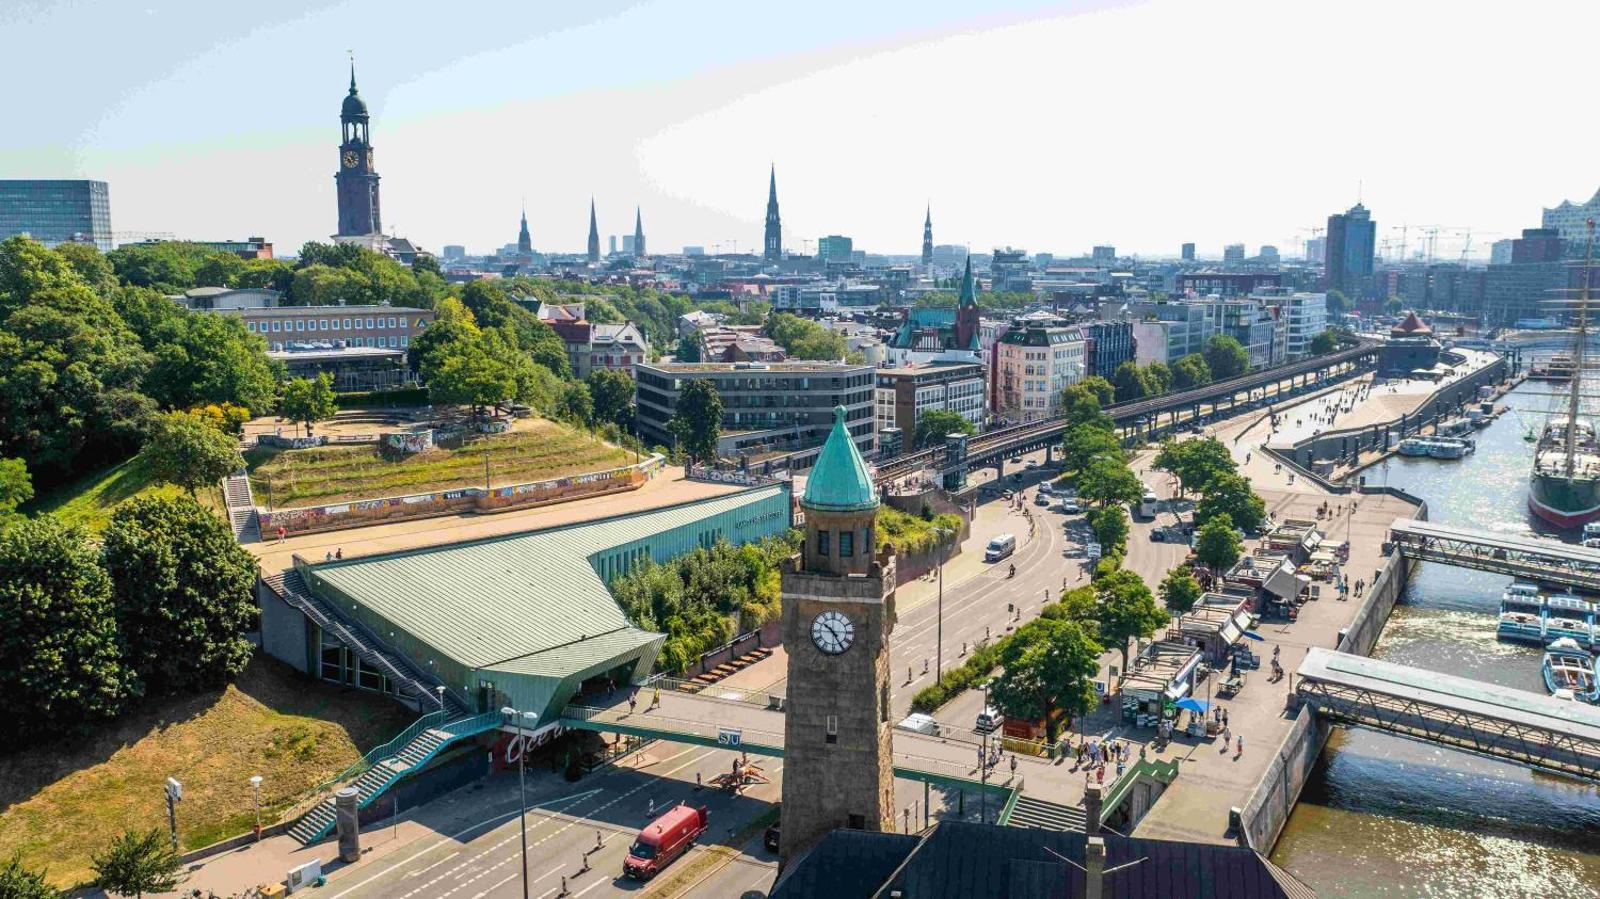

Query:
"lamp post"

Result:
[[934, 527, 952, 678], [502, 706, 538, 899], [436, 684, 447, 713], [249, 775, 263, 841]]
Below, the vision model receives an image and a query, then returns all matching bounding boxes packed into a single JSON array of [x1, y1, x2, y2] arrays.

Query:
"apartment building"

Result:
[[874, 362, 985, 442], [992, 323, 1087, 423]]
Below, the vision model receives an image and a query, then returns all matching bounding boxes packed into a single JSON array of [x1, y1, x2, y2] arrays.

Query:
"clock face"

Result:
[[810, 610, 855, 655], [342, 150, 359, 168]]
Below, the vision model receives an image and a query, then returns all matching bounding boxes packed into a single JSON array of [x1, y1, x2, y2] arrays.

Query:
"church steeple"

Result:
[[633, 206, 646, 259], [335, 56, 381, 240], [587, 198, 600, 263], [954, 255, 979, 351], [517, 202, 532, 254], [764, 165, 782, 262], [921, 204, 933, 266]]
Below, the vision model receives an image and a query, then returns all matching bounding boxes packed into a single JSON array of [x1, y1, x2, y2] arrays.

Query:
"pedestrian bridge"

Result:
[[1295, 647, 1600, 781], [1388, 518, 1600, 594], [560, 687, 1020, 796]]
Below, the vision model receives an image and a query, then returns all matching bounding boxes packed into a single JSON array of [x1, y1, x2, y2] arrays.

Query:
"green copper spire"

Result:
[[802, 406, 877, 512], [958, 255, 977, 308]]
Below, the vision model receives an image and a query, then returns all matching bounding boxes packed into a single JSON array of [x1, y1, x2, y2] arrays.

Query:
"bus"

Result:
[[1137, 489, 1159, 520], [984, 534, 1017, 562]]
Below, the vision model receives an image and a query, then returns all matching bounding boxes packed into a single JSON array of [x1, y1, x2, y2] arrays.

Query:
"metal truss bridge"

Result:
[[1388, 518, 1600, 594], [1296, 648, 1600, 782]]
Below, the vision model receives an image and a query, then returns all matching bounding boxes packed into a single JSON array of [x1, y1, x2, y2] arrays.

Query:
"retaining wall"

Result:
[[1238, 704, 1331, 852]]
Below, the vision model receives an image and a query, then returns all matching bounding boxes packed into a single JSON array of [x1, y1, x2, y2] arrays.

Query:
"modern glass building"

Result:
[[0, 180, 112, 251]]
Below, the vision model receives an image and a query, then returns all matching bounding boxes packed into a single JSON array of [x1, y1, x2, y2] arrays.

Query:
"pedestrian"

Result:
[[1010, 755, 1018, 777], [1237, 734, 1245, 756], [277, 525, 286, 543], [335, 547, 343, 560], [628, 694, 637, 715], [1222, 707, 1229, 727], [1221, 726, 1231, 749], [1096, 765, 1105, 784], [325, 551, 333, 562]]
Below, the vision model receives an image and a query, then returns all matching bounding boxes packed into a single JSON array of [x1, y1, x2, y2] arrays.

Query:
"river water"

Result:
[[1271, 381, 1600, 897]]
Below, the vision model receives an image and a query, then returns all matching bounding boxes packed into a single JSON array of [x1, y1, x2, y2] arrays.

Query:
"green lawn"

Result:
[[249, 419, 630, 507], [24, 454, 226, 533]]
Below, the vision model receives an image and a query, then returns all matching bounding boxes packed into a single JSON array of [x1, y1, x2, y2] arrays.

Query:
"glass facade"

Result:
[[0, 180, 112, 251]]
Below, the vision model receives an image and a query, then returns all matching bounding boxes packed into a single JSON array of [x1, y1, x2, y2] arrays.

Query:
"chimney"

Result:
[[1083, 783, 1103, 836], [1085, 836, 1106, 899]]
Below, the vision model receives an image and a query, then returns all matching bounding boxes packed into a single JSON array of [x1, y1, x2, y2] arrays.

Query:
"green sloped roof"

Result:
[[305, 485, 786, 672], [802, 406, 877, 512]]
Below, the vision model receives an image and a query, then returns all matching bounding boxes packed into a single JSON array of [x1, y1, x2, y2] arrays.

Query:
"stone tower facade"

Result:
[[921, 205, 933, 266], [517, 206, 532, 254], [633, 207, 646, 259], [335, 62, 382, 240], [587, 199, 601, 263], [778, 407, 897, 865], [764, 165, 782, 261]]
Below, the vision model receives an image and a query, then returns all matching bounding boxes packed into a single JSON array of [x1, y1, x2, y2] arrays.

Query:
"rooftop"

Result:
[[801, 407, 877, 512], [640, 361, 868, 375]]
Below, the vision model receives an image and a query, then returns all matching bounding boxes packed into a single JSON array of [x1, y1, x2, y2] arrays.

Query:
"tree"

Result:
[[139, 310, 277, 414], [1194, 516, 1243, 572], [987, 617, 1102, 743], [1088, 504, 1129, 556], [1195, 471, 1266, 533], [555, 381, 593, 425], [1144, 361, 1172, 396], [1309, 329, 1339, 356], [1076, 456, 1142, 508], [1171, 353, 1212, 390], [1203, 335, 1250, 380], [673, 333, 701, 362], [1384, 297, 1404, 315], [1061, 383, 1114, 431], [1153, 437, 1237, 497], [765, 312, 847, 360], [429, 340, 516, 413], [1095, 568, 1168, 672], [92, 829, 185, 898], [104, 495, 258, 696], [913, 409, 975, 448], [1111, 360, 1150, 402], [0, 456, 33, 518], [278, 373, 338, 437], [1060, 423, 1122, 475], [193, 252, 244, 288], [1043, 583, 1098, 625], [53, 241, 118, 295], [1078, 375, 1115, 407], [1160, 568, 1203, 618], [1326, 289, 1349, 316], [0, 852, 55, 899], [588, 367, 635, 430], [142, 411, 243, 495], [0, 516, 133, 748], [669, 379, 722, 464]]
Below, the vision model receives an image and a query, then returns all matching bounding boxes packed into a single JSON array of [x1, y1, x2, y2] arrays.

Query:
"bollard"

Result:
[[579, 853, 591, 874], [560, 875, 569, 896]]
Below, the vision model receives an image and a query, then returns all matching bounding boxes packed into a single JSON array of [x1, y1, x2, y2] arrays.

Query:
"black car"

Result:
[[764, 819, 780, 852]]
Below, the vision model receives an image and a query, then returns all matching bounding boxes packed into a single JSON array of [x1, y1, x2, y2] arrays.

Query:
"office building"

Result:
[[1542, 186, 1600, 255], [0, 179, 112, 251], [1258, 245, 1279, 264], [441, 245, 466, 262], [874, 361, 985, 440], [1223, 244, 1246, 264], [1305, 237, 1326, 265], [989, 248, 1032, 292], [1254, 288, 1326, 360], [1177, 271, 1283, 297], [1325, 202, 1376, 298], [1490, 238, 1515, 265], [992, 322, 1086, 422], [1092, 245, 1116, 264], [1080, 320, 1134, 379], [1130, 301, 1210, 365], [237, 305, 433, 391], [818, 235, 854, 262], [1513, 227, 1564, 263], [634, 361, 875, 465], [1181, 242, 1196, 262]]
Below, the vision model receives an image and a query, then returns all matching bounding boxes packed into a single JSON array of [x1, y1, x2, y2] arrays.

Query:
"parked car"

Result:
[[1035, 493, 1050, 506], [975, 707, 1004, 734], [764, 818, 781, 853], [1061, 501, 1082, 514], [897, 713, 940, 735], [625, 804, 709, 880]]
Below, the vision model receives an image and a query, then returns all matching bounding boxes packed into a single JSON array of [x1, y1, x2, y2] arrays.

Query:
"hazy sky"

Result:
[[6, 0, 1597, 259]]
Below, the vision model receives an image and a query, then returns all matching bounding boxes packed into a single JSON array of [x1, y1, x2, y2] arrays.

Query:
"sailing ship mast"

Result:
[[1564, 219, 1595, 477]]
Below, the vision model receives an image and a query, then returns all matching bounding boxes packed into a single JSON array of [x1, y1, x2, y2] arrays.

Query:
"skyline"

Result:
[[5, 0, 1599, 257]]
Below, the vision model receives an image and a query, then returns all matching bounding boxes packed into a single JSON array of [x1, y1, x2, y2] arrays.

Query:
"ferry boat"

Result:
[[1426, 438, 1472, 459], [1496, 583, 1546, 644], [1583, 521, 1600, 549], [1528, 222, 1600, 528], [1543, 593, 1596, 648], [1542, 638, 1600, 703], [1437, 418, 1474, 438]]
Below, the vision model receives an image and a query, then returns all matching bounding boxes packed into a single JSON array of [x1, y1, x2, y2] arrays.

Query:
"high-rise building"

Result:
[[1223, 243, 1246, 264], [921, 205, 933, 266], [441, 245, 465, 262], [1181, 242, 1196, 262], [587, 199, 600, 263], [516, 206, 532, 255], [1305, 236, 1326, 265], [0, 180, 112, 251], [818, 235, 853, 262], [1512, 227, 1564, 264], [334, 62, 382, 242], [1325, 202, 1376, 298], [1092, 245, 1116, 264], [764, 166, 782, 261], [1490, 238, 1515, 265], [1258, 245, 1280, 264], [632, 207, 646, 259]]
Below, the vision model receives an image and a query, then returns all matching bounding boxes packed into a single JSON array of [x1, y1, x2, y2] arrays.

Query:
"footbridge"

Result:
[[875, 340, 1379, 484], [1295, 648, 1600, 781], [1387, 518, 1600, 594]]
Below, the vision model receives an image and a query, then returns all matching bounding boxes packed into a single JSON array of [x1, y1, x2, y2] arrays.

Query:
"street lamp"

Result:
[[502, 706, 539, 899], [436, 684, 447, 713], [934, 527, 953, 678], [249, 775, 263, 841]]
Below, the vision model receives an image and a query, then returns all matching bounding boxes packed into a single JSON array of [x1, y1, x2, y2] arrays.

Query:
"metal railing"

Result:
[[997, 778, 1025, 824], [1101, 757, 1180, 815]]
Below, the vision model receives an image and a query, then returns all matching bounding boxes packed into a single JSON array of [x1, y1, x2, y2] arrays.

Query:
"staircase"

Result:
[[221, 469, 259, 543], [1004, 795, 1087, 832], [286, 711, 501, 845], [261, 570, 470, 717]]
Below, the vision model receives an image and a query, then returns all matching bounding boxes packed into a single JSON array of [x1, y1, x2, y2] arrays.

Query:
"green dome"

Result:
[[342, 89, 369, 119], [802, 406, 877, 512]]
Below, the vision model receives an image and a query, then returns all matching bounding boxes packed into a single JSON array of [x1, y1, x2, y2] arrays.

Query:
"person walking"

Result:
[[1237, 734, 1245, 757]]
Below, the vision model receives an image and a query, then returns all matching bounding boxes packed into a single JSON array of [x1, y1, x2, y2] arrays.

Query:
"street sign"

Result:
[[165, 777, 183, 802], [717, 728, 742, 748]]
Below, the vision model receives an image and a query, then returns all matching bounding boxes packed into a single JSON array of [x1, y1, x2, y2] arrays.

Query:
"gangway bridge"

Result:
[[1387, 518, 1600, 594], [1295, 647, 1600, 781]]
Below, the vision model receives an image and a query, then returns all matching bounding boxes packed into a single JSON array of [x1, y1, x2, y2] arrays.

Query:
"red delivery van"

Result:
[[624, 803, 708, 880]]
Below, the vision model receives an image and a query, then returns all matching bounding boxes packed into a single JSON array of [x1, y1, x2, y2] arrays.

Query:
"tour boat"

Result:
[[1398, 438, 1434, 457], [1542, 638, 1600, 703], [1543, 594, 1596, 649], [1496, 583, 1546, 644], [1426, 438, 1471, 459]]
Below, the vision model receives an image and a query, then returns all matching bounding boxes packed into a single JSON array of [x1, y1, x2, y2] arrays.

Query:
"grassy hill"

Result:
[[23, 454, 227, 533], [0, 656, 412, 889], [249, 418, 629, 508]]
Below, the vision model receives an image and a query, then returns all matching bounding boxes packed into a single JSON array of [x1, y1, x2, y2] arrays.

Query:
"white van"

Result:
[[985, 534, 1017, 562], [1137, 489, 1158, 519], [896, 713, 940, 736]]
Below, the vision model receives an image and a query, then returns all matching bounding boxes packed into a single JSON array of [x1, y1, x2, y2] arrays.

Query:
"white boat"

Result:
[[1543, 593, 1596, 648], [1427, 439, 1469, 460], [1583, 521, 1600, 549], [1398, 438, 1433, 457], [1496, 583, 1546, 644], [1542, 638, 1600, 703]]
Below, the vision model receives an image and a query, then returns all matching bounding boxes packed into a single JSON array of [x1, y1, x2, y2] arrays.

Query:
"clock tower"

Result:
[[334, 61, 382, 242], [779, 406, 897, 865]]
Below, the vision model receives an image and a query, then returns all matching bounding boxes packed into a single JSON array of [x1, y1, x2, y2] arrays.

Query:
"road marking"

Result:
[[404, 851, 460, 878], [467, 870, 518, 899]]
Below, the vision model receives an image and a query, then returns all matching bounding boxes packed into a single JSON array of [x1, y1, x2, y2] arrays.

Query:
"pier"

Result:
[[1387, 518, 1600, 593]]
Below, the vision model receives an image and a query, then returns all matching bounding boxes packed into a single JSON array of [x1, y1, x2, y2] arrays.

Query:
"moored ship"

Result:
[[1528, 222, 1600, 528]]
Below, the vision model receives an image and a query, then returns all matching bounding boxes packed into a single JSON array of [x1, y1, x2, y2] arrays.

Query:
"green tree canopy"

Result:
[[0, 852, 57, 899], [0, 516, 134, 748], [988, 617, 1103, 743], [92, 829, 185, 899], [1076, 455, 1143, 508], [587, 367, 635, 430], [1061, 423, 1122, 475], [103, 495, 259, 696], [1088, 504, 1129, 556], [913, 409, 976, 449], [279, 373, 338, 436], [1204, 334, 1250, 380], [1144, 361, 1173, 395], [1195, 471, 1266, 533], [1326, 289, 1349, 316], [1077, 375, 1115, 407], [106, 241, 218, 292], [1194, 516, 1244, 572], [1153, 437, 1237, 497], [1111, 360, 1150, 403], [1171, 353, 1212, 390], [1061, 382, 1114, 432], [141, 410, 244, 495], [1384, 297, 1404, 315], [140, 309, 278, 414], [0, 456, 34, 523], [766, 312, 847, 360], [555, 380, 593, 425], [1095, 567, 1168, 672], [1159, 567, 1203, 618], [1309, 329, 1339, 356], [669, 379, 723, 464]]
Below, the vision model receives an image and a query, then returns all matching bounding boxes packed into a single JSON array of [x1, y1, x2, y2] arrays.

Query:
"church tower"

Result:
[[633, 207, 646, 259], [764, 165, 782, 261], [334, 61, 382, 241], [587, 199, 601, 263], [921, 205, 934, 266], [517, 204, 533, 255], [779, 407, 897, 865], [954, 255, 979, 351]]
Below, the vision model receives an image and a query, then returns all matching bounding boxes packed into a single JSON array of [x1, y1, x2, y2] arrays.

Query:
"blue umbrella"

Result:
[[1174, 697, 1211, 714], [1241, 630, 1265, 641]]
